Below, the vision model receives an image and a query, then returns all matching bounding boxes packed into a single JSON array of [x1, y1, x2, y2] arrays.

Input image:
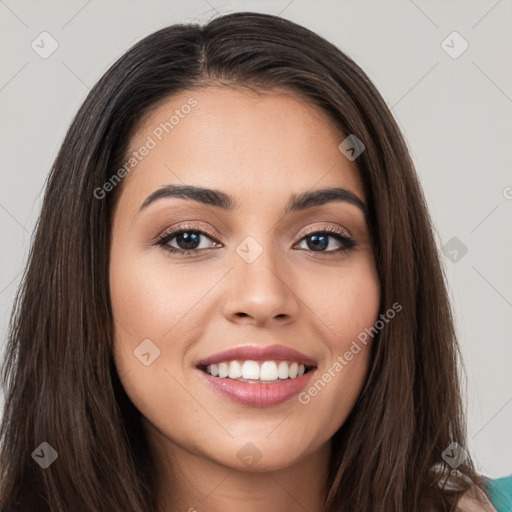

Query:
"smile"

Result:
[[196, 345, 317, 407], [201, 360, 314, 382]]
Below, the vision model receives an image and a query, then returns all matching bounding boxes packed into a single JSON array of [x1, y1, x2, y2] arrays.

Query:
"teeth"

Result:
[[204, 360, 309, 382], [278, 361, 289, 379], [228, 360, 243, 379], [242, 360, 260, 380], [218, 362, 229, 378], [260, 361, 278, 381]]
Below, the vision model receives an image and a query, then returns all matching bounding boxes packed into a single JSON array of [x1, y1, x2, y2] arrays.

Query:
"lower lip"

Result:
[[198, 369, 316, 407]]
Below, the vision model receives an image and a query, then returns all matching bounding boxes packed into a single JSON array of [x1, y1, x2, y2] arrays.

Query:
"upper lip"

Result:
[[197, 344, 317, 368]]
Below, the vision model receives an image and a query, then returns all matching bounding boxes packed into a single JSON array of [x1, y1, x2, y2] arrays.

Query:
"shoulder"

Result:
[[456, 475, 512, 512], [437, 472, 512, 512], [456, 484, 497, 512], [482, 474, 512, 512]]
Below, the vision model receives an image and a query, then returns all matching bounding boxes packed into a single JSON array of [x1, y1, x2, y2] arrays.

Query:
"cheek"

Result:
[[108, 248, 194, 390], [293, 256, 380, 426], [109, 250, 213, 441], [109, 246, 231, 415], [109, 248, 217, 347], [299, 254, 381, 350]]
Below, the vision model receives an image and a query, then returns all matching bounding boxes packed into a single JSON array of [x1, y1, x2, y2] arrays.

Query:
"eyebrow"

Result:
[[137, 184, 367, 215]]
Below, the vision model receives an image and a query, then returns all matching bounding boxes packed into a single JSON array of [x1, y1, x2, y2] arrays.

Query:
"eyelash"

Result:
[[154, 223, 357, 257]]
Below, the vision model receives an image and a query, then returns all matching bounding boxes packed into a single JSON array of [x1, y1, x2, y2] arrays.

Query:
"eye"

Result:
[[155, 224, 221, 255], [295, 227, 357, 253]]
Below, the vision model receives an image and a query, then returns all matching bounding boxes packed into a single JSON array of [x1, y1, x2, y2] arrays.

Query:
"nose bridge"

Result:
[[222, 233, 299, 324]]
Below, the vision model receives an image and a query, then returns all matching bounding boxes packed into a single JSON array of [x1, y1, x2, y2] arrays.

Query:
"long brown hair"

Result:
[[0, 11, 487, 512]]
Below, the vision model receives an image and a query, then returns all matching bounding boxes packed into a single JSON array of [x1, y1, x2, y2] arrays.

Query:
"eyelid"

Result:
[[153, 221, 220, 244], [295, 223, 353, 241]]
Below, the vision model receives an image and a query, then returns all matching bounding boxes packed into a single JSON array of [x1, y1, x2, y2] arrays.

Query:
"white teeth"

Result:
[[218, 362, 229, 378], [228, 360, 243, 379], [242, 360, 260, 380], [204, 360, 311, 381], [278, 361, 289, 379], [260, 361, 278, 381]]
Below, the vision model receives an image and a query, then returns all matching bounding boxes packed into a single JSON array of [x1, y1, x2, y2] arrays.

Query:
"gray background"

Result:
[[1, 0, 511, 477]]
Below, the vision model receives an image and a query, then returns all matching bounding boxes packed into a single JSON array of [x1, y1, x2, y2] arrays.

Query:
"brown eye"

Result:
[[296, 229, 356, 253], [155, 226, 221, 255]]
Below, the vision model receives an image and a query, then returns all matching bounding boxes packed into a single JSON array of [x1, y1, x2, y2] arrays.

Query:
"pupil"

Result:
[[308, 234, 328, 251], [177, 232, 200, 250]]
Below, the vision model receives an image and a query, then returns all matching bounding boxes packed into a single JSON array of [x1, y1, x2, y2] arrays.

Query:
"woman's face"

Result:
[[110, 86, 380, 473]]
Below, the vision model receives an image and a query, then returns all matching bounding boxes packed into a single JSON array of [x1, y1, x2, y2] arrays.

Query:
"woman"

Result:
[[0, 11, 510, 512]]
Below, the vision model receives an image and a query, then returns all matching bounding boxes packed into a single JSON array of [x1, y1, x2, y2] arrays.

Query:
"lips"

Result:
[[196, 344, 317, 407]]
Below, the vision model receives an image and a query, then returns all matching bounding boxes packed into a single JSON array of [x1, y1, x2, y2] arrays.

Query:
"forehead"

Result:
[[119, 86, 364, 209]]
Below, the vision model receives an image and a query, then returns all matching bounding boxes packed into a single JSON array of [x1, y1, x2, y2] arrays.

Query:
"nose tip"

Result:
[[222, 251, 300, 326]]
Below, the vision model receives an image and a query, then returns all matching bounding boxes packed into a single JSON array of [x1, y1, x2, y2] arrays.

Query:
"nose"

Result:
[[221, 242, 301, 327]]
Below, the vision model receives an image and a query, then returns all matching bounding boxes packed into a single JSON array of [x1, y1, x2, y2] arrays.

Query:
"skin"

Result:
[[110, 86, 381, 512]]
